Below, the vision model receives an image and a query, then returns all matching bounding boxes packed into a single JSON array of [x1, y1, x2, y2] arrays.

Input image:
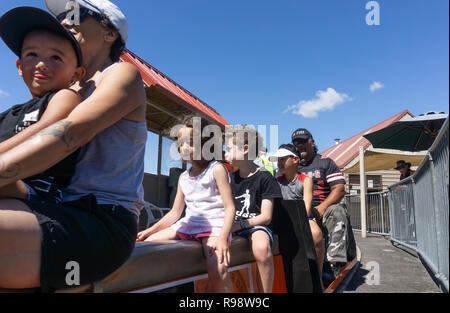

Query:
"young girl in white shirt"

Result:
[[136, 116, 235, 292]]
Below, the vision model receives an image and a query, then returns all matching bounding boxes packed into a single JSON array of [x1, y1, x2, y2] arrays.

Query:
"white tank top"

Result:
[[171, 161, 229, 234], [83, 63, 117, 100], [63, 63, 147, 218]]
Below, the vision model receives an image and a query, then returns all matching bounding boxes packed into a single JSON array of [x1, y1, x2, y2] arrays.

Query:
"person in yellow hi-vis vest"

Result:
[[254, 150, 275, 176]]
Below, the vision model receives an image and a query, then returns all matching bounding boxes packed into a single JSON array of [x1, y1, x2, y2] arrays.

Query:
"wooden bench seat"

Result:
[[54, 235, 280, 293], [0, 199, 323, 293]]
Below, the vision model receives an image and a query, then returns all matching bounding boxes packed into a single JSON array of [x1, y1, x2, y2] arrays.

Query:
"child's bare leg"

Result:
[[250, 231, 273, 293], [0, 181, 29, 199], [143, 227, 177, 242], [309, 220, 325, 281], [201, 237, 232, 293]]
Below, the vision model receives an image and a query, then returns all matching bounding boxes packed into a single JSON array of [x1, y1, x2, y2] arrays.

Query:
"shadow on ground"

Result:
[[343, 232, 441, 293], [344, 267, 370, 291]]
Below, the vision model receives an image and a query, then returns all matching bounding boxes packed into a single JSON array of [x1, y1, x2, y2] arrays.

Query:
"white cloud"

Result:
[[284, 88, 351, 118], [0, 89, 10, 97], [370, 81, 384, 93]]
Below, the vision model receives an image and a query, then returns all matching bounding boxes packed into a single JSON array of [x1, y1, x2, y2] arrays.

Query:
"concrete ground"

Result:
[[343, 232, 442, 293]]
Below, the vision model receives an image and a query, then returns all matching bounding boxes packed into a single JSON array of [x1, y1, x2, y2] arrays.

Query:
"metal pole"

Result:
[[380, 193, 385, 234], [427, 151, 442, 278], [359, 146, 367, 238], [388, 188, 396, 241]]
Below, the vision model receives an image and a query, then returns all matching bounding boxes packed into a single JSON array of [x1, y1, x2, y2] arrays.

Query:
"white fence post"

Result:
[[359, 146, 367, 238]]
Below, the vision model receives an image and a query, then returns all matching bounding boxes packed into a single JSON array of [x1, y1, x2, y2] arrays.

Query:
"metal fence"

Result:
[[388, 180, 417, 249], [346, 118, 448, 292], [388, 117, 449, 292], [345, 192, 390, 236]]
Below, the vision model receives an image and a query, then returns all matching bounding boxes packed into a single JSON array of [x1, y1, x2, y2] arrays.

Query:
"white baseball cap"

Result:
[[45, 0, 128, 43], [268, 148, 298, 162]]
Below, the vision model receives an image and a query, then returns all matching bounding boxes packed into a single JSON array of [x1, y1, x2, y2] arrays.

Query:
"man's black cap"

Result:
[[291, 128, 313, 141], [395, 160, 411, 170], [0, 6, 82, 67]]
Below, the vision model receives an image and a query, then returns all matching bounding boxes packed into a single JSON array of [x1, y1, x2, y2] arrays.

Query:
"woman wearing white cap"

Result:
[[0, 0, 147, 291]]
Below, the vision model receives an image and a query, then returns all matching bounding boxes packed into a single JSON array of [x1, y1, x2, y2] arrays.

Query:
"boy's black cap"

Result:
[[0, 6, 82, 66], [291, 128, 313, 141]]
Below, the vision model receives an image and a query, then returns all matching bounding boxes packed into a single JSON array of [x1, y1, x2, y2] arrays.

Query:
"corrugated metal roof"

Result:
[[120, 49, 229, 127], [320, 110, 414, 168]]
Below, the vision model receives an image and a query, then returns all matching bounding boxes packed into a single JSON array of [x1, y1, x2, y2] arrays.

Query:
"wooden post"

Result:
[[359, 146, 367, 238]]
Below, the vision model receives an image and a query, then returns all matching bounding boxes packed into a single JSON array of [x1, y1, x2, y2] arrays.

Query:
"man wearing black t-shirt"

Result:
[[292, 128, 356, 277]]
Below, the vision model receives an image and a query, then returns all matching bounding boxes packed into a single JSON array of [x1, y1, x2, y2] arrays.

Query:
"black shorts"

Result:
[[234, 225, 274, 246], [19, 194, 138, 292]]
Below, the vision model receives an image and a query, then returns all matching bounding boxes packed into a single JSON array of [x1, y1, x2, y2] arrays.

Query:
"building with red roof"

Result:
[[121, 49, 229, 133]]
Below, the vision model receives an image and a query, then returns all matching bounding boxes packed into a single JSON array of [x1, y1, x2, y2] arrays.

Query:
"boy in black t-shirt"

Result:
[[0, 7, 85, 202], [225, 125, 282, 293]]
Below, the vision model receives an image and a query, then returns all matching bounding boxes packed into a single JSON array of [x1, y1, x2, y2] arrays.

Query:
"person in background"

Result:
[[254, 149, 275, 176], [395, 160, 414, 180], [292, 128, 356, 280]]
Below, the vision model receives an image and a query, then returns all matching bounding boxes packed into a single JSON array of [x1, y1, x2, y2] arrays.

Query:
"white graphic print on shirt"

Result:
[[235, 189, 256, 218]]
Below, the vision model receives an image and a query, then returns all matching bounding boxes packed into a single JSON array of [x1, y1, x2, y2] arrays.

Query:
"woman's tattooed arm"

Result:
[[0, 120, 79, 185], [0, 157, 20, 179], [35, 121, 76, 149]]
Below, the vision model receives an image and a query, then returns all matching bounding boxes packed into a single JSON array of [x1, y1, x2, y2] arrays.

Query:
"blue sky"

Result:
[[0, 0, 448, 174]]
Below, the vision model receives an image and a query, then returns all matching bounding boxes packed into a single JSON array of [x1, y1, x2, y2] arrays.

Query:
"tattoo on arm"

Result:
[[0, 121, 76, 181], [36, 120, 77, 148]]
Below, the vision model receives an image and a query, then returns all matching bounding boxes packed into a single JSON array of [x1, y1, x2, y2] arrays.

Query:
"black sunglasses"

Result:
[[57, 7, 113, 29], [293, 138, 309, 145]]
